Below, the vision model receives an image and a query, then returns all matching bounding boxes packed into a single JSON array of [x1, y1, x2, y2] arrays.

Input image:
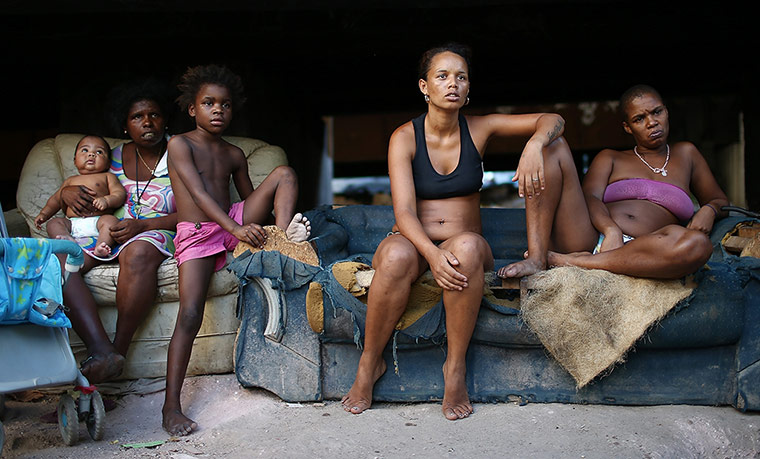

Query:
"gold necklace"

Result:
[[135, 145, 160, 176], [133, 143, 163, 217]]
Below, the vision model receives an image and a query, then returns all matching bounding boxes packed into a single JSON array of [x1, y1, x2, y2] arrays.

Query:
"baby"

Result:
[[35, 135, 127, 257]]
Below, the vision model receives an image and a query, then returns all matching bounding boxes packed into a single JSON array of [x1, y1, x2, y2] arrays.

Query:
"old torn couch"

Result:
[[8, 133, 288, 380], [230, 204, 760, 411]]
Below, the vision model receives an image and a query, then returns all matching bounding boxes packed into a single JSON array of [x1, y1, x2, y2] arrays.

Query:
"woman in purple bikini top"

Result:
[[581, 84, 730, 252], [603, 178, 695, 222], [546, 84, 730, 280]]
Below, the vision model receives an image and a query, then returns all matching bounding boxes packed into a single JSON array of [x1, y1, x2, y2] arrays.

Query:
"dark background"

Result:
[[1, 1, 756, 211]]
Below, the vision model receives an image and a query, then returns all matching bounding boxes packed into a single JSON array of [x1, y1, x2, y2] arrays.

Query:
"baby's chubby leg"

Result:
[[45, 217, 73, 240], [94, 215, 119, 257]]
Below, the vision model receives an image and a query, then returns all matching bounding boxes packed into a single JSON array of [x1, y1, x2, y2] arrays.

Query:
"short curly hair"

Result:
[[176, 64, 247, 112], [103, 78, 173, 137], [619, 84, 664, 120], [418, 42, 473, 80]]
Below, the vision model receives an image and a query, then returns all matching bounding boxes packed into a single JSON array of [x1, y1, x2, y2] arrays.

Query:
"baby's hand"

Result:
[[92, 197, 108, 211], [34, 214, 48, 229]]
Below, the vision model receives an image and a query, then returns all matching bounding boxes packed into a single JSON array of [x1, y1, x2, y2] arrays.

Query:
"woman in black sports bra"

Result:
[[342, 43, 590, 420]]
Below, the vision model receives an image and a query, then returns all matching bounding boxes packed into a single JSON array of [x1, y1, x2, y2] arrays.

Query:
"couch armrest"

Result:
[[709, 216, 760, 262], [225, 136, 288, 202], [2, 208, 30, 237]]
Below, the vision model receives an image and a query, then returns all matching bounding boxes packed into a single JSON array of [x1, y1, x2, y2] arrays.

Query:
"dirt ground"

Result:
[[2, 373, 759, 458]]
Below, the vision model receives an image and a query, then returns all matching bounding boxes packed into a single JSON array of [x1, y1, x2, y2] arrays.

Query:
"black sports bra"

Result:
[[411, 113, 483, 200]]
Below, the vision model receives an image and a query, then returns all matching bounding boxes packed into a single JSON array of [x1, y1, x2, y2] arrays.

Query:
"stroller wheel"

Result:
[[86, 391, 106, 441], [58, 394, 79, 446]]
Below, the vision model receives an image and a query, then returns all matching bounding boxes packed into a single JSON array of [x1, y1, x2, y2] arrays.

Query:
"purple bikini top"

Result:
[[603, 178, 695, 222]]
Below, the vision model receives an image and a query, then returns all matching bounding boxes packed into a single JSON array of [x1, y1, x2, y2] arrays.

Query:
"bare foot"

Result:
[[442, 361, 472, 420], [55, 234, 76, 242], [497, 257, 546, 279], [547, 250, 592, 268], [162, 407, 198, 436], [80, 352, 125, 384], [341, 358, 387, 414], [93, 242, 112, 258], [285, 213, 311, 242]]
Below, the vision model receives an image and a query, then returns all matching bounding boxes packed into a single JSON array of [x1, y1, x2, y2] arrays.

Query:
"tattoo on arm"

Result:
[[546, 119, 564, 142]]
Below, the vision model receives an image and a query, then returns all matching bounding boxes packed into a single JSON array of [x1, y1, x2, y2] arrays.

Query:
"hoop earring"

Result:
[[465, 96, 470, 106], [424, 94, 430, 103]]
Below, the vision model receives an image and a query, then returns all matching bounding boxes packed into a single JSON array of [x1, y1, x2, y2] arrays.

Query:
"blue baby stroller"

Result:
[[0, 235, 107, 452]]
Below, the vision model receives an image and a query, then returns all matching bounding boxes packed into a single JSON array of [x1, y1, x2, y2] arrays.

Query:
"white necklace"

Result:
[[633, 144, 670, 177]]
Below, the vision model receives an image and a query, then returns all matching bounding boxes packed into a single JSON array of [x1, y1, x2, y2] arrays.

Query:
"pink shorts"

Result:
[[174, 201, 245, 272]]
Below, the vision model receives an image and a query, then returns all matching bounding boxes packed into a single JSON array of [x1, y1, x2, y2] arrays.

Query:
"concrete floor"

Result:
[[2, 374, 759, 458]]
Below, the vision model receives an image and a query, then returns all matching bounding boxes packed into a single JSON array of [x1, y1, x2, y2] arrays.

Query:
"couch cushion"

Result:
[[313, 205, 749, 351], [82, 257, 238, 306]]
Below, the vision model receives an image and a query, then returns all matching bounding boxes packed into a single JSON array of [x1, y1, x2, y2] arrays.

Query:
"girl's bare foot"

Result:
[[285, 213, 311, 242], [442, 360, 472, 420], [162, 407, 198, 436], [93, 242, 112, 258], [341, 358, 387, 414], [497, 257, 546, 279]]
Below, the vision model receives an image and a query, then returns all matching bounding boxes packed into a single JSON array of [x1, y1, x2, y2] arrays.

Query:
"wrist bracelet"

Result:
[[704, 203, 718, 217]]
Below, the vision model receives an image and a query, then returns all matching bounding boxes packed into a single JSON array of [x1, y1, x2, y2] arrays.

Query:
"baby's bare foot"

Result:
[[93, 242, 112, 258], [285, 213, 311, 242], [162, 408, 198, 436]]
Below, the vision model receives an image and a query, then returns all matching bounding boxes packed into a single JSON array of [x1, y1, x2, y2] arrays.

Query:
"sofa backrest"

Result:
[[16, 134, 288, 239], [320, 205, 530, 263]]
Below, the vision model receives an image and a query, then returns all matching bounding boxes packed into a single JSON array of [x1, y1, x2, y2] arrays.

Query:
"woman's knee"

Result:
[[657, 226, 712, 270], [544, 136, 573, 161], [119, 243, 164, 276], [373, 241, 421, 281], [675, 229, 713, 266], [444, 233, 490, 269]]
